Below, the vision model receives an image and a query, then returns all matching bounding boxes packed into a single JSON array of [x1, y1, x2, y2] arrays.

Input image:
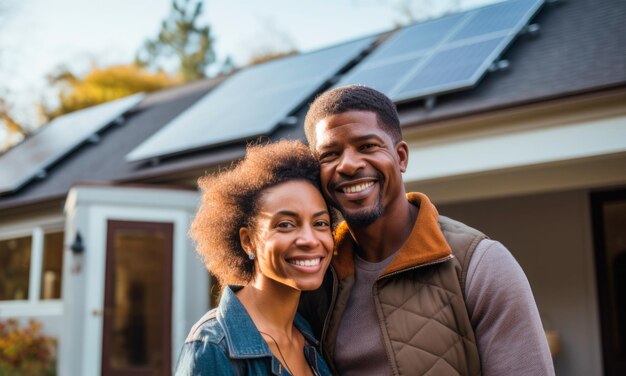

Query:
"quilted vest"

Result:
[[321, 193, 486, 376]]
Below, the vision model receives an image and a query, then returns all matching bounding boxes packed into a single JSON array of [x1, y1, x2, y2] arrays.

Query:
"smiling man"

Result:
[[299, 85, 555, 376]]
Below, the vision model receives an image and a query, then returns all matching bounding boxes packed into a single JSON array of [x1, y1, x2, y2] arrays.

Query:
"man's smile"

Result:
[[333, 176, 379, 202], [341, 181, 374, 194]]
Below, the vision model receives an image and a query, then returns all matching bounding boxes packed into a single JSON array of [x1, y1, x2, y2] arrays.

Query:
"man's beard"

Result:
[[339, 189, 384, 227]]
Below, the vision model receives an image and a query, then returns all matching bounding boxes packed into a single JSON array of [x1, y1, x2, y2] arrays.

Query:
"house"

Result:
[[0, 0, 624, 374]]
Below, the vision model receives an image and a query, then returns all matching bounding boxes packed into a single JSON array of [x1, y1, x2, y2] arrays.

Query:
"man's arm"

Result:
[[465, 239, 555, 376]]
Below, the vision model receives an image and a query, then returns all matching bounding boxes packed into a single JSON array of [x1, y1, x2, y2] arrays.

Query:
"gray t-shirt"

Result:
[[335, 252, 395, 376], [333, 239, 555, 376]]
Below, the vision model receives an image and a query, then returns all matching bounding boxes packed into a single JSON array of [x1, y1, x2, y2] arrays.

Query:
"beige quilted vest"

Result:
[[325, 193, 485, 376]]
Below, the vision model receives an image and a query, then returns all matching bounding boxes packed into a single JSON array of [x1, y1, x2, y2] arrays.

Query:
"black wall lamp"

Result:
[[70, 232, 85, 254]]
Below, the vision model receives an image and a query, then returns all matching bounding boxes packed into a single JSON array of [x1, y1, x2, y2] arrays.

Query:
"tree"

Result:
[[354, 0, 460, 26], [393, 0, 460, 24], [0, 97, 28, 152], [42, 64, 181, 120], [0, 0, 29, 152], [247, 49, 298, 67], [136, 0, 216, 82], [244, 17, 299, 67]]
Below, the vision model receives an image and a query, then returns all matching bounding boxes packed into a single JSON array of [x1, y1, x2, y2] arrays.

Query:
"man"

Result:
[[299, 85, 554, 375]]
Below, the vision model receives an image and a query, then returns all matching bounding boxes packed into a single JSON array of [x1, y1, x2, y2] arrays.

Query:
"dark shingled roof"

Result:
[[1, 0, 624, 211], [397, 0, 626, 124], [0, 78, 223, 210]]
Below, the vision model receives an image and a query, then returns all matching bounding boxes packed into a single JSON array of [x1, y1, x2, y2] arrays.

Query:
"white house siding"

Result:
[[438, 189, 603, 376], [60, 185, 207, 376]]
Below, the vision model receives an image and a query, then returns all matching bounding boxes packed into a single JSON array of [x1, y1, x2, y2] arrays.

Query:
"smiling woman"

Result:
[[175, 140, 334, 376]]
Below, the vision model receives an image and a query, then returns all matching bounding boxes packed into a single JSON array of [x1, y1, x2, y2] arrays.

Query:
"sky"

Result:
[[0, 0, 498, 130]]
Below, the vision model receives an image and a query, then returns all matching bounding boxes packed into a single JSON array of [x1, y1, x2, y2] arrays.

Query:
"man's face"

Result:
[[313, 110, 408, 227]]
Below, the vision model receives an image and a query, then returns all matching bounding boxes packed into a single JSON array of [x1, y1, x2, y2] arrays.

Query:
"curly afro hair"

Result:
[[190, 140, 323, 286], [304, 84, 402, 151]]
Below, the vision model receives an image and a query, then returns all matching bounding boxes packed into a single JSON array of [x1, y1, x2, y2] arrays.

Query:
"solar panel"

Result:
[[336, 0, 544, 102], [371, 13, 465, 62], [0, 93, 144, 195], [126, 36, 377, 162], [395, 37, 507, 99]]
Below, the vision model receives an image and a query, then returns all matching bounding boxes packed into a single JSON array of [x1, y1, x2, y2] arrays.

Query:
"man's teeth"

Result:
[[289, 258, 321, 267], [342, 181, 374, 193]]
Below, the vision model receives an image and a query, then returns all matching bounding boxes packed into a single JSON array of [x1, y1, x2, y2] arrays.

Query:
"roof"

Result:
[[0, 78, 223, 210], [1, 0, 624, 212], [397, 0, 626, 125]]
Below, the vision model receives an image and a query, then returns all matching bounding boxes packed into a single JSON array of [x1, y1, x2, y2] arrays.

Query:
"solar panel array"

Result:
[[126, 36, 377, 162], [0, 93, 144, 195], [335, 0, 544, 102]]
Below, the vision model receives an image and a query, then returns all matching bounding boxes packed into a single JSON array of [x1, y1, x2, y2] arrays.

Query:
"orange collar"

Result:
[[332, 192, 452, 279]]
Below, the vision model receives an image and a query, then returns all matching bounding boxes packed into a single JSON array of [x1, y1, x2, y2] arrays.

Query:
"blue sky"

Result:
[[0, 0, 496, 129]]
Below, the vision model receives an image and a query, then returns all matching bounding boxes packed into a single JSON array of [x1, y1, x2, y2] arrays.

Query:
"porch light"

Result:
[[70, 232, 85, 254]]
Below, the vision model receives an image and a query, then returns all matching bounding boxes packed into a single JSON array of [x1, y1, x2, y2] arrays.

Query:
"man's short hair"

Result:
[[304, 84, 402, 150]]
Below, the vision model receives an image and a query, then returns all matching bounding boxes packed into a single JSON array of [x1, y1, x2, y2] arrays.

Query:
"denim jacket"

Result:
[[175, 286, 332, 376]]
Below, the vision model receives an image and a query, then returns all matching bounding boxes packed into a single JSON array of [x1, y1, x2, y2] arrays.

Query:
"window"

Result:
[[41, 232, 64, 300], [0, 236, 32, 301], [0, 227, 64, 304]]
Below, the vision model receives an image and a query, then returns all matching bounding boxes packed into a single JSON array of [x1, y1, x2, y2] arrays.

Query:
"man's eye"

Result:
[[360, 143, 376, 150], [319, 152, 337, 161]]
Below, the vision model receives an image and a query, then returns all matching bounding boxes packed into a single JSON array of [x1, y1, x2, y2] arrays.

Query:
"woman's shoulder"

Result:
[[175, 309, 237, 375], [184, 308, 226, 345]]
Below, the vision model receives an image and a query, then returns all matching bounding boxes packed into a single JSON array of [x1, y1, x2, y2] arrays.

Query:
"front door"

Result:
[[101, 220, 173, 376], [592, 189, 626, 376]]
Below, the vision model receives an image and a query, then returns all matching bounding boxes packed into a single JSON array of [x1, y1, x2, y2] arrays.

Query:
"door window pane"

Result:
[[0, 236, 32, 301], [103, 221, 172, 376], [41, 232, 64, 300]]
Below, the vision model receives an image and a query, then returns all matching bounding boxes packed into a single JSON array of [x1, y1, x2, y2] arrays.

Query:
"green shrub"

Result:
[[0, 319, 56, 375]]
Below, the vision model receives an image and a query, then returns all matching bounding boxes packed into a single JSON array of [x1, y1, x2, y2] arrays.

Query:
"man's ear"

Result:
[[239, 227, 254, 256], [395, 141, 409, 173]]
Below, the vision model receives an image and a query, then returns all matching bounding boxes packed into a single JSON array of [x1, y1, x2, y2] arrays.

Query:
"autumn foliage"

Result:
[[43, 64, 181, 121], [0, 319, 57, 375]]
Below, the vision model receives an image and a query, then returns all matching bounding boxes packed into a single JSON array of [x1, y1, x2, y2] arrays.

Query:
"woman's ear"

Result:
[[239, 227, 253, 256]]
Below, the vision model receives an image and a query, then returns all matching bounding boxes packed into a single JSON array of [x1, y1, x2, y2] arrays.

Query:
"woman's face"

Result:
[[241, 180, 333, 291]]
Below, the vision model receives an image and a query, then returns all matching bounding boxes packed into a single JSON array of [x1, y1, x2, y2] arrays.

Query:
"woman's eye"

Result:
[[314, 220, 330, 228], [277, 221, 295, 229]]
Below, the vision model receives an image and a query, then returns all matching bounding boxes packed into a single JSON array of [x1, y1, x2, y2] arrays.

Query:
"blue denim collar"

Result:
[[217, 285, 320, 360]]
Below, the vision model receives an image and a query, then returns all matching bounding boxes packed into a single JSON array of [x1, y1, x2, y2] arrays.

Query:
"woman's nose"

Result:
[[295, 225, 320, 248]]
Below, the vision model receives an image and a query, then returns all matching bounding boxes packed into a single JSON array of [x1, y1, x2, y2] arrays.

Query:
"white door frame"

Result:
[[60, 185, 208, 376]]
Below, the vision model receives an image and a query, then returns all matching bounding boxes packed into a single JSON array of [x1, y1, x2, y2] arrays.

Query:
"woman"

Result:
[[175, 140, 334, 376]]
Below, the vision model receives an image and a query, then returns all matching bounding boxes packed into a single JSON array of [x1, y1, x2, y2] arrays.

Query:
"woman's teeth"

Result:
[[289, 258, 321, 267]]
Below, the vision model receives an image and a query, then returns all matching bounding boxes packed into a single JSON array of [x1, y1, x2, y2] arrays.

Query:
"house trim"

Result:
[[60, 185, 206, 376]]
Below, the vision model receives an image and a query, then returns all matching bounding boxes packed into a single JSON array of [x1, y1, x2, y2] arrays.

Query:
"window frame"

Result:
[[0, 216, 64, 317]]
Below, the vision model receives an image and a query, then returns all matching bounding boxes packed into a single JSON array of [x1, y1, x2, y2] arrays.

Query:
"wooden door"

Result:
[[101, 220, 173, 376], [592, 189, 626, 376]]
